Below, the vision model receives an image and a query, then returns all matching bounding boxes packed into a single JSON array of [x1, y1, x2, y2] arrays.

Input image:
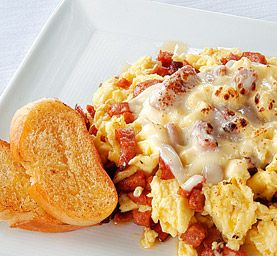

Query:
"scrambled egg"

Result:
[[203, 179, 258, 250], [150, 174, 194, 237], [178, 240, 198, 256], [91, 45, 277, 255]]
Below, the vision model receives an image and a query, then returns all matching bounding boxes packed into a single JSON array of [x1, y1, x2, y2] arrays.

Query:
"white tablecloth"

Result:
[[0, 0, 277, 94]]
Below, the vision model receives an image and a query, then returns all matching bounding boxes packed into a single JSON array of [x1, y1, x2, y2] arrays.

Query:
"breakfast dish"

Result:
[[90, 46, 277, 256], [0, 45, 276, 256]]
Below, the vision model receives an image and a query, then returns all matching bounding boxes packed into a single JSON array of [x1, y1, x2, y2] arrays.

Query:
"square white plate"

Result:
[[0, 0, 277, 255]]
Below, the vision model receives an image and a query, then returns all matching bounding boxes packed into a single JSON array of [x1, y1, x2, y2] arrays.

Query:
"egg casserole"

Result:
[[85, 45, 277, 256]]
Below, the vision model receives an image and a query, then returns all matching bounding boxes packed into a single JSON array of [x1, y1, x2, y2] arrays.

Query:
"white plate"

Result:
[[0, 0, 277, 255]]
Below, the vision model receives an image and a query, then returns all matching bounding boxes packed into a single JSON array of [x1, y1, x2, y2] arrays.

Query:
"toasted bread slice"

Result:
[[0, 140, 82, 232], [10, 99, 118, 226]]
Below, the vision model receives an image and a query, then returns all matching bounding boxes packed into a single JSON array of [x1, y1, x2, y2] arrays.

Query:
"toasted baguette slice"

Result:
[[10, 99, 118, 226], [0, 140, 82, 232]]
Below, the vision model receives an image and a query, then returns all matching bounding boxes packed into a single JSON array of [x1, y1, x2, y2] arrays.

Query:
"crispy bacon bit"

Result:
[[89, 124, 98, 136], [221, 53, 241, 65], [234, 68, 258, 95], [181, 223, 207, 248], [203, 226, 223, 249], [107, 102, 135, 124], [116, 170, 146, 192], [158, 50, 173, 67], [150, 65, 200, 110], [192, 121, 218, 150], [200, 248, 215, 256], [107, 102, 130, 116], [169, 61, 183, 75], [117, 78, 132, 89], [132, 209, 152, 227], [133, 79, 162, 97], [86, 105, 96, 118], [159, 157, 175, 180], [188, 188, 205, 212], [113, 211, 133, 224], [127, 191, 152, 206], [152, 65, 171, 77], [146, 176, 154, 191], [178, 188, 190, 198], [152, 222, 169, 242], [115, 128, 137, 170], [222, 246, 247, 256], [75, 105, 90, 129], [242, 52, 267, 65]]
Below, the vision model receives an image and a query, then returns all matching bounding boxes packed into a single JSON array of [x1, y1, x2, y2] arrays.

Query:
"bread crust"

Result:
[[0, 139, 82, 232], [10, 99, 118, 226]]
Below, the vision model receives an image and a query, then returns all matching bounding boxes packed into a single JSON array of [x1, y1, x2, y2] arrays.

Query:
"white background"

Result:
[[0, 0, 277, 94]]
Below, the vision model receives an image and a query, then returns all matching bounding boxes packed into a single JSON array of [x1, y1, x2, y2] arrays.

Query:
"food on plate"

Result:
[[0, 140, 82, 232], [9, 99, 118, 226], [89, 46, 277, 255]]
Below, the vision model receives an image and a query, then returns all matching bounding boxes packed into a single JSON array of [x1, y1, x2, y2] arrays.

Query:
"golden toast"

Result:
[[10, 99, 118, 226]]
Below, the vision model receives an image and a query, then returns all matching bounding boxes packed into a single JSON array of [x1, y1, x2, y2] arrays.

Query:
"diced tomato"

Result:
[[188, 188, 205, 212], [89, 124, 98, 136], [157, 50, 173, 67], [180, 223, 207, 248], [127, 191, 152, 206], [122, 111, 135, 124], [159, 157, 175, 180], [132, 209, 152, 227], [133, 79, 162, 97], [113, 211, 133, 224], [146, 176, 154, 191], [242, 52, 267, 64], [221, 53, 241, 65], [152, 65, 170, 77], [117, 78, 132, 89], [152, 222, 169, 242], [86, 104, 96, 118], [200, 248, 215, 256], [203, 226, 223, 249], [115, 128, 137, 169], [222, 246, 247, 256], [116, 170, 146, 192]]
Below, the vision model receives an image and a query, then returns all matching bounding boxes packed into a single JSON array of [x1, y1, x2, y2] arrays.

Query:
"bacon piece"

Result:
[[117, 78, 132, 89], [116, 170, 146, 192], [242, 52, 267, 64], [86, 104, 96, 118], [152, 65, 171, 77], [113, 211, 133, 224], [108, 102, 135, 124], [221, 53, 241, 65], [234, 67, 258, 95], [200, 248, 215, 256], [89, 124, 98, 136], [150, 65, 200, 110], [222, 246, 247, 256], [157, 50, 173, 67], [178, 188, 190, 198], [188, 188, 205, 212], [75, 105, 90, 129], [152, 222, 169, 242], [203, 226, 223, 248], [127, 191, 152, 206], [192, 120, 218, 150], [132, 209, 152, 227], [146, 176, 154, 191], [181, 223, 207, 248], [169, 61, 184, 75], [159, 157, 175, 180], [115, 128, 137, 169], [133, 79, 162, 97]]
